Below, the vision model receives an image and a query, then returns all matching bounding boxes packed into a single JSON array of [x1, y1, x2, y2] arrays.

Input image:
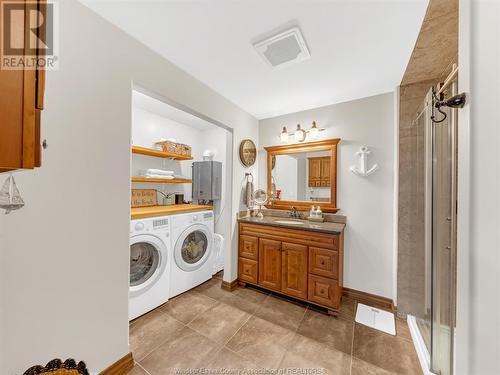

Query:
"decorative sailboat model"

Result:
[[0, 175, 25, 214]]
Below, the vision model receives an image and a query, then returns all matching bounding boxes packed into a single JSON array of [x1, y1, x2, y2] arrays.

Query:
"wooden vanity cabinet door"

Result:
[[309, 247, 338, 279], [258, 238, 282, 291], [239, 258, 258, 284], [239, 235, 258, 260], [308, 274, 340, 309], [281, 242, 308, 299]]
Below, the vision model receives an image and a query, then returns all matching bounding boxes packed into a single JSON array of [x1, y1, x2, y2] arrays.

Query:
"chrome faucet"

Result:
[[289, 207, 301, 219]]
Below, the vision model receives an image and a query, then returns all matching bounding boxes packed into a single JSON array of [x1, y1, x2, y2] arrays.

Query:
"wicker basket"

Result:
[[178, 144, 192, 156], [154, 140, 191, 156], [154, 140, 177, 154]]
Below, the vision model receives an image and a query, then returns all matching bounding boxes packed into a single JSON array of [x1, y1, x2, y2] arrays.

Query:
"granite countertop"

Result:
[[238, 215, 345, 234]]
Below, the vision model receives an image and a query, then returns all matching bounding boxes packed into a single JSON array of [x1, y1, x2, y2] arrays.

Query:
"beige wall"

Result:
[[0, 1, 258, 373], [259, 93, 396, 299], [456, 0, 500, 374]]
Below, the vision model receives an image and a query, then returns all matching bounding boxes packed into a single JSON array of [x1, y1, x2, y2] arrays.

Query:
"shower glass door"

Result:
[[413, 103, 433, 353], [430, 81, 457, 375]]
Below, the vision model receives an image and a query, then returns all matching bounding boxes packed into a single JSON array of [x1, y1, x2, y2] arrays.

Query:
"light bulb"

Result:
[[280, 126, 289, 142], [309, 121, 319, 138], [294, 124, 305, 142]]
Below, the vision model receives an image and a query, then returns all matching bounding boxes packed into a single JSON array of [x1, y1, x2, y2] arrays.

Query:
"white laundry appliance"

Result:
[[129, 216, 171, 320], [170, 210, 214, 297]]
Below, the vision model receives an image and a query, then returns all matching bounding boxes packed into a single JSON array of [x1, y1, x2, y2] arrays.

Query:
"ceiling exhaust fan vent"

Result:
[[253, 27, 310, 69]]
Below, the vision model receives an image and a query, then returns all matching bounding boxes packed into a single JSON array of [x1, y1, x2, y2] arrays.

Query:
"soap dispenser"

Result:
[[316, 206, 323, 217], [309, 206, 316, 218]]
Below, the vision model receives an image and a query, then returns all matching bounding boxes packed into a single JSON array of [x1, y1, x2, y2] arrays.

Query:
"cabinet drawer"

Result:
[[309, 247, 339, 279], [239, 235, 259, 260], [239, 258, 258, 284], [240, 223, 339, 250], [308, 275, 340, 309]]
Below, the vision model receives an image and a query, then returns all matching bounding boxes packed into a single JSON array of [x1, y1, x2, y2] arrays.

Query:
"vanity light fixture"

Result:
[[279, 121, 325, 142], [294, 124, 306, 142], [309, 121, 320, 138], [280, 126, 289, 142]]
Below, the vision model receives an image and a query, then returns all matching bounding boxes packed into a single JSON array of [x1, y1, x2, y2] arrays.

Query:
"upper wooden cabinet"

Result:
[[0, 0, 46, 172], [308, 157, 330, 187]]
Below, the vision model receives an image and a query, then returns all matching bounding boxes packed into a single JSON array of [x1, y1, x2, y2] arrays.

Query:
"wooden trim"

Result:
[[265, 139, 340, 213], [221, 279, 238, 291], [264, 139, 340, 153], [98, 353, 134, 375], [342, 287, 395, 312], [22, 68, 36, 169], [266, 201, 339, 213], [35, 0, 46, 110]]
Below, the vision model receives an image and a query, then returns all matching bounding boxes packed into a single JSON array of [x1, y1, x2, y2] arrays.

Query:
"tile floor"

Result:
[[128, 274, 422, 375]]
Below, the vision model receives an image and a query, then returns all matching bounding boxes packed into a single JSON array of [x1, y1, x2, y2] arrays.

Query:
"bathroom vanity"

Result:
[[238, 215, 345, 314], [238, 138, 345, 314]]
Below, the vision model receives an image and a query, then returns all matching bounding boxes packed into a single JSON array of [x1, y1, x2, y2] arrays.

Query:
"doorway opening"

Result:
[[128, 85, 233, 322]]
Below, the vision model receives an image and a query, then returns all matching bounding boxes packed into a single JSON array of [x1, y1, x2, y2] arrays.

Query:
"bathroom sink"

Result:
[[274, 219, 305, 225]]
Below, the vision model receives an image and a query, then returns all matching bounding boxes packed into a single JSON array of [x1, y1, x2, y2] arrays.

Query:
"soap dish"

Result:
[[307, 216, 325, 223]]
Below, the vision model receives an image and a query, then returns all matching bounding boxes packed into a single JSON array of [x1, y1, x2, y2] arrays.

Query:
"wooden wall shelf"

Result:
[[131, 145, 193, 160], [131, 177, 192, 184]]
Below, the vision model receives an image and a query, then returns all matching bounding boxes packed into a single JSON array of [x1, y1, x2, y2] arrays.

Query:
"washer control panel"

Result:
[[134, 222, 145, 231]]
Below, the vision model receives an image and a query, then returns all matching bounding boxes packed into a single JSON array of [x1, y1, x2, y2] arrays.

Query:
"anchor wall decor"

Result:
[[350, 146, 379, 177]]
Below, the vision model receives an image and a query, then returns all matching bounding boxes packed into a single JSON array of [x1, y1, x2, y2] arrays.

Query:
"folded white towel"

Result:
[[141, 174, 175, 179], [173, 174, 190, 180], [138, 169, 174, 177]]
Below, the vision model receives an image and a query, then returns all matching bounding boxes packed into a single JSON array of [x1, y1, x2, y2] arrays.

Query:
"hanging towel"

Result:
[[244, 174, 254, 209]]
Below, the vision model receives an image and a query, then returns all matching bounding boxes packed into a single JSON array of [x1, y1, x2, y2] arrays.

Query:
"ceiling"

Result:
[[133, 90, 216, 131], [82, 0, 429, 119]]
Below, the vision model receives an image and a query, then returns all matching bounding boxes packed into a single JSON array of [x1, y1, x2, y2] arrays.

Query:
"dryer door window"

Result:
[[130, 242, 160, 287], [181, 230, 208, 264], [174, 224, 212, 272]]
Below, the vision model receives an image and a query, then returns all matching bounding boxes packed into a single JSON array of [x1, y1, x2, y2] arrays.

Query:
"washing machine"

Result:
[[129, 216, 171, 320], [170, 210, 214, 297]]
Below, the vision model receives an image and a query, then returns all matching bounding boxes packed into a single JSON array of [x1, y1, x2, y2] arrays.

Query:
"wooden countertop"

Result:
[[131, 204, 213, 219]]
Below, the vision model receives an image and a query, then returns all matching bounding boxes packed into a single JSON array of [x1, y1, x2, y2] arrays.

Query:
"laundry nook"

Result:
[[0, 1, 497, 375]]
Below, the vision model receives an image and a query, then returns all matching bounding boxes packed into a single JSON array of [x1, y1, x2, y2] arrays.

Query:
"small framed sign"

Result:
[[131, 189, 157, 207], [239, 139, 257, 167]]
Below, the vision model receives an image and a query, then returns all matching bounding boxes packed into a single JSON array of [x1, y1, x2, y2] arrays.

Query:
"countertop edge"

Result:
[[237, 217, 345, 234]]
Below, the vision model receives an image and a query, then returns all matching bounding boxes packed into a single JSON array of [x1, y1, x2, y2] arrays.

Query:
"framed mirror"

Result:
[[265, 139, 340, 213]]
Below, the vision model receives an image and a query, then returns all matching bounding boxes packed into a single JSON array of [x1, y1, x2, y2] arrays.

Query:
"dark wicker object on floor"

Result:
[[23, 358, 89, 375]]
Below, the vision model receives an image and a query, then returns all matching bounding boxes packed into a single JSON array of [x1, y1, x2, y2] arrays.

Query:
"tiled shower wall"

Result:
[[397, 79, 436, 318]]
